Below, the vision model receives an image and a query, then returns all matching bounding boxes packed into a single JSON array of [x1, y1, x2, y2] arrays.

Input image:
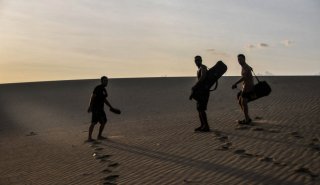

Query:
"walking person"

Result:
[[232, 54, 254, 124], [87, 76, 121, 141], [190, 55, 211, 132]]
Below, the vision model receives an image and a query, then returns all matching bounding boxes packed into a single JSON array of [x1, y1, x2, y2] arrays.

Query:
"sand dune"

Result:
[[0, 77, 319, 185]]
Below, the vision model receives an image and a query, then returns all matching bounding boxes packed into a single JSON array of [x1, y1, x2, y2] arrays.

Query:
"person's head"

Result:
[[194, 55, 202, 67], [237, 54, 246, 65], [101, 76, 108, 86]]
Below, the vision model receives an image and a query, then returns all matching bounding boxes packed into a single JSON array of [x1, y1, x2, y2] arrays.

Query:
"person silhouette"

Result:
[[87, 76, 121, 141], [190, 55, 210, 132], [232, 54, 254, 124]]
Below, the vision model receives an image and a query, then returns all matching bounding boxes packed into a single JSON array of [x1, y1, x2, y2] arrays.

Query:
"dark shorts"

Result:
[[91, 110, 107, 124], [237, 91, 256, 101], [196, 91, 210, 111]]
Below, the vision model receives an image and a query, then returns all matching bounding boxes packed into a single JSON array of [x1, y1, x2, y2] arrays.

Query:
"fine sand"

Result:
[[0, 76, 319, 185]]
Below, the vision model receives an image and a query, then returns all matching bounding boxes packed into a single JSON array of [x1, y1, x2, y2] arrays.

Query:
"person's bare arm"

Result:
[[193, 66, 207, 89], [104, 98, 113, 109], [87, 94, 96, 112], [198, 67, 207, 82], [232, 77, 244, 89]]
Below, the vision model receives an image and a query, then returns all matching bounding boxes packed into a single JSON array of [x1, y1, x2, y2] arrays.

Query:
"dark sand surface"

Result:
[[0, 77, 319, 184]]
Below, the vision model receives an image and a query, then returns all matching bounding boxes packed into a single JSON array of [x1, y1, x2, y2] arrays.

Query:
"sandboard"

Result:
[[237, 81, 271, 102], [191, 61, 228, 101]]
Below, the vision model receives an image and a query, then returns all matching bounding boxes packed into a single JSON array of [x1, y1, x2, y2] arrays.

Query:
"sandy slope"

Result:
[[0, 77, 319, 185]]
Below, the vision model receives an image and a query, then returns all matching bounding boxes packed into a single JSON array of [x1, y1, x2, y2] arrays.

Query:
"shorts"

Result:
[[91, 110, 107, 124], [237, 91, 256, 102], [196, 91, 210, 111]]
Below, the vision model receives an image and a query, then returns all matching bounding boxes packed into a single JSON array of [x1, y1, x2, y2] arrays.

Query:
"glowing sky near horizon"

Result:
[[0, 0, 319, 83]]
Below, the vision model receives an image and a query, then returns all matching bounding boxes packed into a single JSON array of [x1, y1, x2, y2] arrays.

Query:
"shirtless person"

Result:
[[232, 54, 254, 124], [190, 55, 210, 132], [87, 76, 120, 141]]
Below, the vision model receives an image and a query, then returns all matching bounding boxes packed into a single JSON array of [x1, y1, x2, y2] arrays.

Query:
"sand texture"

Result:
[[0, 77, 319, 185]]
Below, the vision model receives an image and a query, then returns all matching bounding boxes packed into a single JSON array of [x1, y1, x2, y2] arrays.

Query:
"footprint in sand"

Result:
[[258, 156, 274, 163], [102, 182, 117, 185], [233, 149, 256, 158], [102, 168, 113, 174], [26, 131, 37, 136], [273, 161, 287, 167], [94, 147, 104, 151], [235, 125, 251, 130], [233, 149, 246, 155], [268, 129, 281, 133], [108, 162, 120, 168], [88, 140, 102, 147], [101, 175, 119, 185], [92, 153, 112, 162], [294, 167, 318, 178], [289, 131, 304, 139], [216, 142, 232, 151], [251, 127, 264, 131], [218, 135, 228, 142], [309, 142, 320, 151], [312, 137, 319, 142]]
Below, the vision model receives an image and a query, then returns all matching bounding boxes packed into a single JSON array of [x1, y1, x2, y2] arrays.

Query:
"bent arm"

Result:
[[104, 98, 113, 109], [234, 77, 244, 85]]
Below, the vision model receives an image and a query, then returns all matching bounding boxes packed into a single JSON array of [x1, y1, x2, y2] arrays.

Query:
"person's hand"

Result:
[[87, 106, 92, 113], [189, 94, 193, 100], [110, 107, 121, 114], [232, 84, 237, 89]]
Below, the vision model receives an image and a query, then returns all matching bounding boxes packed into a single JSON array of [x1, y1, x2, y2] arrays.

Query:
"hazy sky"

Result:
[[0, 0, 319, 83]]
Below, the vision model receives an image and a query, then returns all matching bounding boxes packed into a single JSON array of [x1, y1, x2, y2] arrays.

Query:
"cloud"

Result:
[[264, 71, 274, 76], [256, 71, 274, 76], [245, 43, 269, 50], [205, 48, 229, 57], [246, 44, 255, 49], [281, 40, 294, 47], [259, 43, 269, 47]]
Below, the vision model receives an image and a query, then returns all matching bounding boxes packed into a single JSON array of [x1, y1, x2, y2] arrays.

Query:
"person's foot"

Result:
[[238, 119, 252, 125], [86, 138, 95, 142], [200, 127, 211, 132], [97, 136, 107, 140], [194, 127, 203, 132]]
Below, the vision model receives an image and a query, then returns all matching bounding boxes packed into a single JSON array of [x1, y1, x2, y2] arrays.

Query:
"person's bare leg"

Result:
[[88, 123, 95, 141], [195, 111, 204, 131], [97, 122, 107, 139], [242, 98, 251, 122], [238, 97, 244, 111], [200, 111, 210, 131]]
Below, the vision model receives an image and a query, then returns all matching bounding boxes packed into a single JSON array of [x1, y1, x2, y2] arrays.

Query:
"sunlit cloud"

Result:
[[245, 43, 269, 50], [257, 71, 274, 76], [281, 40, 294, 47]]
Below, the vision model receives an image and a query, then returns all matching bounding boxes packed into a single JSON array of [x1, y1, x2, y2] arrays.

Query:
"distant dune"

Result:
[[0, 77, 319, 185]]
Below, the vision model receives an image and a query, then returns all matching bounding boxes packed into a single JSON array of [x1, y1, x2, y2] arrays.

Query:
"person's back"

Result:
[[92, 84, 108, 111]]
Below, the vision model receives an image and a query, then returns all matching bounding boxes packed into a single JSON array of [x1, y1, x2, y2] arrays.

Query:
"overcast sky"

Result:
[[0, 0, 319, 83]]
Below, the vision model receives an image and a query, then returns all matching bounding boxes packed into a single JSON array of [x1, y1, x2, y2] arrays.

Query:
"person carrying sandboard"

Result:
[[189, 55, 211, 132], [232, 54, 254, 125], [189, 56, 227, 132], [87, 76, 121, 142]]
